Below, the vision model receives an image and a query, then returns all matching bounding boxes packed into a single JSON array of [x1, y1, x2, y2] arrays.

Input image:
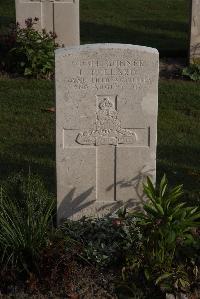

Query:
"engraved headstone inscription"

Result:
[[189, 0, 200, 63], [15, 0, 80, 46], [56, 44, 159, 223]]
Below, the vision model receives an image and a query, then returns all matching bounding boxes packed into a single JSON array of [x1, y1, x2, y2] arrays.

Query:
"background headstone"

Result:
[[56, 44, 159, 223], [15, 0, 80, 46], [189, 0, 200, 63]]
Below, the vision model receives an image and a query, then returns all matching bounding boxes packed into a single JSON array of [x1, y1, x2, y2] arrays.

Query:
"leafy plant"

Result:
[[0, 18, 58, 78], [0, 173, 55, 272], [123, 175, 200, 294], [182, 63, 200, 81], [61, 215, 142, 268]]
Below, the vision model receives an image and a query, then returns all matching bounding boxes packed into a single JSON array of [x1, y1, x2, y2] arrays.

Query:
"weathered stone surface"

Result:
[[189, 0, 200, 63], [166, 294, 188, 299], [15, 0, 80, 46], [56, 44, 159, 223]]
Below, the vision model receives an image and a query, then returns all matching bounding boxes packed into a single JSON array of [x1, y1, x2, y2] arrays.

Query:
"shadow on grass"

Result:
[[10, 142, 55, 161], [0, 16, 14, 32], [157, 144, 200, 191], [0, 16, 13, 25], [127, 19, 188, 33], [0, 154, 56, 194], [80, 20, 188, 57]]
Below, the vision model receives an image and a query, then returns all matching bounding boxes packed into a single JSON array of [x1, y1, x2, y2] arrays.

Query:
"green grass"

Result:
[[158, 79, 200, 193], [0, 0, 189, 56], [81, 0, 189, 56], [0, 0, 15, 33], [0, 79, 200, 196], [0, 79, 55, 193]]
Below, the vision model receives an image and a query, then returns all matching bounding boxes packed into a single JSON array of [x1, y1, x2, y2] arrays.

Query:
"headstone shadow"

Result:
[[104, 165, 155, 212], [58, 187, 95, 223]]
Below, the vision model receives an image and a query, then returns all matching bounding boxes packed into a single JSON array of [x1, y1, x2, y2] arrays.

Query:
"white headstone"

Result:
[[15, 0, 80, 46], [189, 0, 200, 63], [56, 44, 159, 223]]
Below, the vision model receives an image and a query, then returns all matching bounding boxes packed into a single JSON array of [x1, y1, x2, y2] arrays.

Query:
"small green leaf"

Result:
[[155, 273, 173, 285], [144, 268, 150, 280], [144, 204, 158, 217]]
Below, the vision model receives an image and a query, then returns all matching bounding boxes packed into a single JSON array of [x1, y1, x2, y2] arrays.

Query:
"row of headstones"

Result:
[[16, 0, 200, 62], [14, 1, 197, 223]]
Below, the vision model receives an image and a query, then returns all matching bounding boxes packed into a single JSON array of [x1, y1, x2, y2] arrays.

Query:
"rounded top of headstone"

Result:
[[55, 43, 159, 56]]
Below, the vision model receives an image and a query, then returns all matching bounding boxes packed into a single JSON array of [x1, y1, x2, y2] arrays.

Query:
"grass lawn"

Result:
[[81, 0, 189, 56], [0, 0, 189, 56], [0, 0, 15, 33], [158, 79, 200, 197], [0, 79, 55, 193], [0, 78, 200, 198]]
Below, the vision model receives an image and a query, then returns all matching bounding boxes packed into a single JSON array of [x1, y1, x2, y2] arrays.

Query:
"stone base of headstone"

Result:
[[166, 294, 188, 299]]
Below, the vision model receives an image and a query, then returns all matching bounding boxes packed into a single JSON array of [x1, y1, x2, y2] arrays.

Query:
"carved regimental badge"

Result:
[[76, 97, 137, 146]]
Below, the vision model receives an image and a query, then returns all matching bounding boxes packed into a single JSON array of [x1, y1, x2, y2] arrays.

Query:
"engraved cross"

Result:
[[64, 96, 149, 203]]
